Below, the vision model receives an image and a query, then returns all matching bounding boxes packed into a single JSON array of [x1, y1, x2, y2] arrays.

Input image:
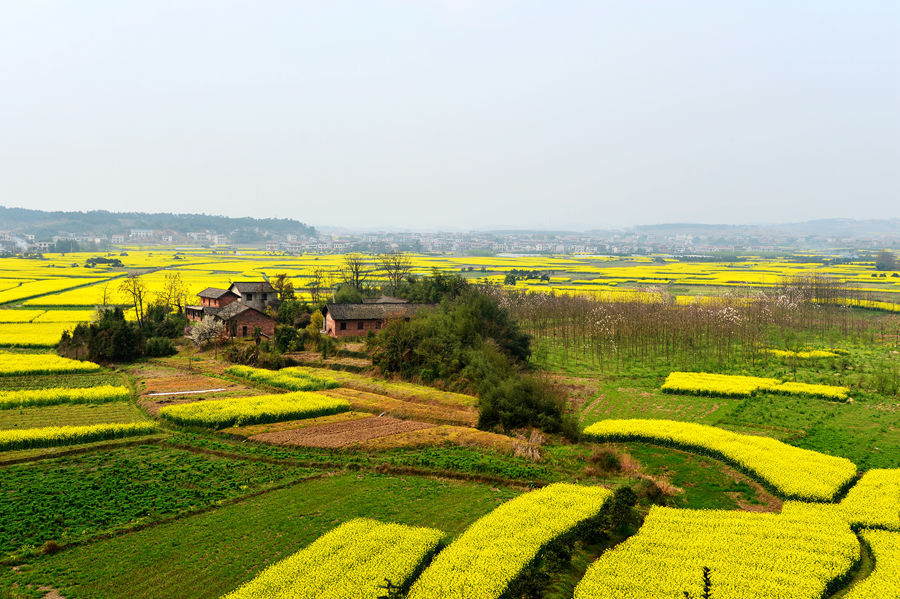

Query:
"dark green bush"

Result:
[[145, 337, 177, 357]]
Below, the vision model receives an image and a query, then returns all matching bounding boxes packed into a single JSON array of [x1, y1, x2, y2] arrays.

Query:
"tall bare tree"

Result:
[[157, 272, 189, 312], [307, 268, 327, 305], [118, 274, 148, 327], [379, 252, 412, 295], [97, 282, 112, 307], [341, 254, 371, 290]]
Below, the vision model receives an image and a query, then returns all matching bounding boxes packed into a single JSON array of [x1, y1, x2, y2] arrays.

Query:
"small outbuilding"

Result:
[[322, 298, 433, 337]]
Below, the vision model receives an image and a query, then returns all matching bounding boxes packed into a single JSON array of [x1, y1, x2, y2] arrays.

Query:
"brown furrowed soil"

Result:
[[248, 415, 435, 448], [221, 412, 372, 437], [356, 424, 517, 453], [318, 388, 478, 426]]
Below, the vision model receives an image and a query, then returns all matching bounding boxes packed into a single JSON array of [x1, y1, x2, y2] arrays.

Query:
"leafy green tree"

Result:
[[875, 250, 897, 271]]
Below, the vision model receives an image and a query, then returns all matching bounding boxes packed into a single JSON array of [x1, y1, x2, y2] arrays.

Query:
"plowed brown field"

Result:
[[248, 415, 435, 448]]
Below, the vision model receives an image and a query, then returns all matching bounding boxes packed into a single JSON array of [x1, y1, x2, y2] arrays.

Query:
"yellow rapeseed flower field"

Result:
[[0, 353, 100, 376], [0, 385, 131, 409], [0, 422, 157, 451], [225, 365, 339, 392], [838, 469, 900, 531], [661, 371, 849, 401], [844, 529, 900, 599], [158, 391, 350, 428], [583, 419, 857, 500], [407, 483, 612, 599], [223, 518, 444, 599], [574, 503, 859, 599]]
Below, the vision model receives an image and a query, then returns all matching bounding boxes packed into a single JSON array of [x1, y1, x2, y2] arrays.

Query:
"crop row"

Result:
[[764, 349, 843, 359], [661, 371, 850, 401], [407, 483, 612, 598], [583, 419, 857, 501], [283, 367, 479, 407], [845, 529, 900, 599], [0, 353, 100, 376], [225, 365, 339, 392], [574, 503, 859, 599], [0, 422, 157, 451], [838, 469, 900, 531], [0, 322, 81, 347], [0, 385, 130, 410], [158, 391, 350, 428], [224, 518, 444, 599]]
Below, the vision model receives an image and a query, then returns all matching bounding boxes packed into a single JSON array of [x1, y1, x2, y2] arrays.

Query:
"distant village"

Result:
[[1, 223, 898, 258]]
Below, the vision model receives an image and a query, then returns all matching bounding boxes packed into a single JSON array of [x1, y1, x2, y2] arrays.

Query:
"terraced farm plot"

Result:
[[0, 402, 147, 430], [408, 483, 612, 599], [0, 444, 316, 560], [320, 387, 478, 426], [584, 419, 858, 500], [0, 474, 518, 599], [283, 366, 479, 407], [357, 424, 519, 453], [0, 370, 123, 391], [221, 411, 373, 437], [158, 391, 350, 428], [223, 518, 444, 599], [248, 415, 435, 448], [574, 504, 860, 599], [0, 352, 100, 377]]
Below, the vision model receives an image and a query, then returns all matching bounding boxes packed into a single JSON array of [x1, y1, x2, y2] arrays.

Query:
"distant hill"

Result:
[[0, 206, 315, 241]]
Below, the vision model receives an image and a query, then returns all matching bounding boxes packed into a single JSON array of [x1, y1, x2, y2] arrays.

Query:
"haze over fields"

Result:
[[1, 2, 898, 230]]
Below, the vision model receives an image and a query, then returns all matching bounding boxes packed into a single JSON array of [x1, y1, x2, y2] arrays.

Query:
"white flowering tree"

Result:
[[189, 316, 224, 348]]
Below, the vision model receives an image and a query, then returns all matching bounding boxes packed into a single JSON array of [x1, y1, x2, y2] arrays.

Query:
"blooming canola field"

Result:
[[0, 249, 898, 347]]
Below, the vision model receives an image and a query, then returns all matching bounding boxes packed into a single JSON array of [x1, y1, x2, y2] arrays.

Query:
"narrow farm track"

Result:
[[828, 532, 876, 599]]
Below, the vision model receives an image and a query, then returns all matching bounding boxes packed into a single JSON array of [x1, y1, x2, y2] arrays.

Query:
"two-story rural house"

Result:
[[186, 281, 278, 338]]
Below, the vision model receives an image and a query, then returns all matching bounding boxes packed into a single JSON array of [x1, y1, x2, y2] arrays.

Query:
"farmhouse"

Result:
[[322, 297, 434, 337], [186, 281, 278, 338]]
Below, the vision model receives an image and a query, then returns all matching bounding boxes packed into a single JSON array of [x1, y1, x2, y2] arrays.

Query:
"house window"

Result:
[[340, 322, 347, 331], [262, 293, 268, 301], [242, 325, 248, 336], [246, 293, 253, 301], [375, 321, 381, 329], [358, 321, 364, 330]]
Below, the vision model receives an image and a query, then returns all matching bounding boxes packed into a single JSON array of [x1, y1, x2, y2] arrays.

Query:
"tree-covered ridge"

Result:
[[0, 206, 315, 238]]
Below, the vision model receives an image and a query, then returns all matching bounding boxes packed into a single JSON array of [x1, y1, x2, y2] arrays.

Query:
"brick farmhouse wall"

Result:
[[228, 309, 276, 338]]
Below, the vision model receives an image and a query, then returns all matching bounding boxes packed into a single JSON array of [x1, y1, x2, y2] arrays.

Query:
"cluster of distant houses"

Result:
[[185, 281, 429, 339]]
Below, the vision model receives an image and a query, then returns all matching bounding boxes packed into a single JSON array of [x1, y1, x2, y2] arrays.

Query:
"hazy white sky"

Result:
[[1, 1, 898, 230]]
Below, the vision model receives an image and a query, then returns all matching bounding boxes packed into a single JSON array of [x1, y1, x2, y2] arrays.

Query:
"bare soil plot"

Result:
[[356, 424, 517, 453], [132, 364, 257, 415], [318, 388, 478, 426], [221, 411, 372, 437], [249, 415, 435, 448]]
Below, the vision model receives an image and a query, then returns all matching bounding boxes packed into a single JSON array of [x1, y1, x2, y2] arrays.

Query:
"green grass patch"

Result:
[[1, 474, 519, 599], [0, 371, 125, 391], [0, 402, 147, 430], [0, 444, 317, 561]]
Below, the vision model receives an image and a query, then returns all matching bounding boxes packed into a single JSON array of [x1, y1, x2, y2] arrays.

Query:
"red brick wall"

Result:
[[327, 317, 382, 338], [201, 295, 237, 308], [228, 310, 275, 338]]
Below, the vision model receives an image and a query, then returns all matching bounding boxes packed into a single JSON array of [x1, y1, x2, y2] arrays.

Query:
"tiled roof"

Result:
[[324, 302, 433, 321], [229, 281, 275, 294], [197, 287, 234, 299]]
